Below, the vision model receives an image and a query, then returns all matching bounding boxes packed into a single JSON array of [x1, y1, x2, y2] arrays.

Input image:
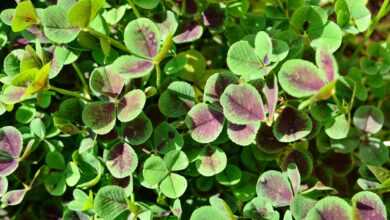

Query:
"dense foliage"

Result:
[[0, 0, 389, 219]]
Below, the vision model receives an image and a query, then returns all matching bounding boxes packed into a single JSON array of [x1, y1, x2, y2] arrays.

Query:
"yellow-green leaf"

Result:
[[26, 63, 51, 95], [11, 0, 39, 32], [68, 0, 106, 28]]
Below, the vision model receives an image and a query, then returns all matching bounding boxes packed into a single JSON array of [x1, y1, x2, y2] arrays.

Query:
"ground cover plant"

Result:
[[0, 0, 389, 219]]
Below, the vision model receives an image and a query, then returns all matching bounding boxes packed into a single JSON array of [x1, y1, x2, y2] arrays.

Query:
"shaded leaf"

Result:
[[272, 106, 312, 142], [123, 113, 153, 145], [159, 81, 195, 118], [82, 102, 116, 135]]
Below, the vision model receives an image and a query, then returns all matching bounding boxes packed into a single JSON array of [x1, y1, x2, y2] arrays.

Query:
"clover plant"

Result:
[[0, 0, 388, 219]]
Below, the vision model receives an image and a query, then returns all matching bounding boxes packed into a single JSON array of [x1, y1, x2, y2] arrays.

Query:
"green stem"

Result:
[[155, 63, 161, 89], [365, 0, 390, 41], [128, 0, 141, 18], [152, 34, 174, 90], [153, 34, 174, 64], [72, 63, 90, 99], [18, 141, 34, 162], [84, 28, 131, 54], [49, 85, 90, 101]]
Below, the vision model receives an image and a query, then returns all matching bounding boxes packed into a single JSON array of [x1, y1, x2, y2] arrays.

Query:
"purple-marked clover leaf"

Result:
[[153, 122, 183, 154], [220, 83, 265, 125], [104, 143, 138, 178], [159, 81, 195, 118], [0, 126, 23, 176], [111, 55, 154, 80], [185, 103, 224, 144], [89, 67, 124, 98], [117, 89, 146, 122], [281, 149, 313, 179], [353, 105, 384, 134], [227, 122, 260, 146], [124, 18, 160, 58], [306, 196, 352, 220], [123, 113, 153, 145], [202, 4, 225, 28], [352, 191, 387, 220], [49, 46, 79, 78], [1, 189, 26, 207], [157, 11, 178, 40], [0, 85, 26, 104], [272, 106, 312, 142], [256, 170, 293, 207], [173, 22, 203, 44], [256, 125, 287, 154], [195, 146, 227, 177], [315, 49, 338, 82], [278, 59, 326, 98], [82, 102, 116, 135], [286, 163, 301, 195], [203, 72, 238, 105], [263, 75, 278, 122]]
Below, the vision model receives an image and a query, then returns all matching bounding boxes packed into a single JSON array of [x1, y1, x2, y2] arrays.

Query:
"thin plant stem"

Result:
[[365, 0, 389, 41], [84, 28, 132, 54], [128, 0, 141, 18], [49, 85, 90, 101], [155, 63, 161, 89], [72, 63, 90, 99], [352, 0, 390, 58]]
